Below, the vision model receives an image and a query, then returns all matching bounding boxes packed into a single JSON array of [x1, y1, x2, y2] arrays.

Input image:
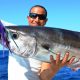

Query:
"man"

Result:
[[27, 5, 75, 80]]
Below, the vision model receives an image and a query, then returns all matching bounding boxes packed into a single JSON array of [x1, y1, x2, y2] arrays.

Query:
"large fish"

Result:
[[0, 21, 80, 68]]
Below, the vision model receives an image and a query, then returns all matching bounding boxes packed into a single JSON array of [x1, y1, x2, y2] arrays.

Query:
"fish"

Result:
[[0, 21, 80, 67]]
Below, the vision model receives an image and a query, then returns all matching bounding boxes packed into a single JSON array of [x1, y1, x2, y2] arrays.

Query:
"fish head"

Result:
[[6, 26, 38, 57]]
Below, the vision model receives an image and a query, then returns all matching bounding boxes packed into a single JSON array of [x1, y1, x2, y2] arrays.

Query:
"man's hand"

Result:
[[39, 52, 75, 80]]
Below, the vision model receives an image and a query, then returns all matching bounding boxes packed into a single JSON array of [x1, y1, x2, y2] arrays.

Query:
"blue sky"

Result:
[[0, 0, 80, 31]]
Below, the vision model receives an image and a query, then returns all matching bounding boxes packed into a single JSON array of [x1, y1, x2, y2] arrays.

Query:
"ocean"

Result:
[[0, 50, 9, 80], [0, 50, 80, 80]]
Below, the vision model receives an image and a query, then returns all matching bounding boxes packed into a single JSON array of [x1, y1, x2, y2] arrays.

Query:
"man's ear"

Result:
[[44, 18, 48, 25]]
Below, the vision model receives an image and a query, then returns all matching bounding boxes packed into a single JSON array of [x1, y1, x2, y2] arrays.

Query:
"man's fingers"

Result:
[[56, 53, 60, 65], [50, 52, 76, 67], [62, 52, 69, 64], [50, 55, 55, 64], [68, 56, 75, 65]]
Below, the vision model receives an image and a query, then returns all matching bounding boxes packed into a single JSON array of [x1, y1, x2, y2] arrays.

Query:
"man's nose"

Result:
[[35, 16, 40, 22]]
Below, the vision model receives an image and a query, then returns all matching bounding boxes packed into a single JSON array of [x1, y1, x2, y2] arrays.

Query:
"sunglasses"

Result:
[[29, 13, 46, 20]]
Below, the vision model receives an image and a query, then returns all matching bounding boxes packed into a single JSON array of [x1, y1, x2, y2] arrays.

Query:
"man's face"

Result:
[[27, 7, 47, 27]]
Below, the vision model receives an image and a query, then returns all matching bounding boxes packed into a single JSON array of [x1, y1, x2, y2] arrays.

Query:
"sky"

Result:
[[0, 0, 80, 31]]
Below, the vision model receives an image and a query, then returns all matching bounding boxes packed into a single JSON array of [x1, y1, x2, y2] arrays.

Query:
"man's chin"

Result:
[[30, 24, 40, 27]]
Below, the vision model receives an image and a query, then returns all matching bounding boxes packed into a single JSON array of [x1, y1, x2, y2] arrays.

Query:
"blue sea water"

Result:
[[0, 50, 9, 80], [0, 50, 80, 80]]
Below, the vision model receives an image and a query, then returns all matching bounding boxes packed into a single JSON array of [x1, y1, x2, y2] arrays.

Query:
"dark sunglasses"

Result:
[[29, 13, 46, 20]]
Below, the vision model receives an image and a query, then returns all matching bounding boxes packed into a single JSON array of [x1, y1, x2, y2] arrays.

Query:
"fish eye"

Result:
[[12, 33, 18, 39]]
